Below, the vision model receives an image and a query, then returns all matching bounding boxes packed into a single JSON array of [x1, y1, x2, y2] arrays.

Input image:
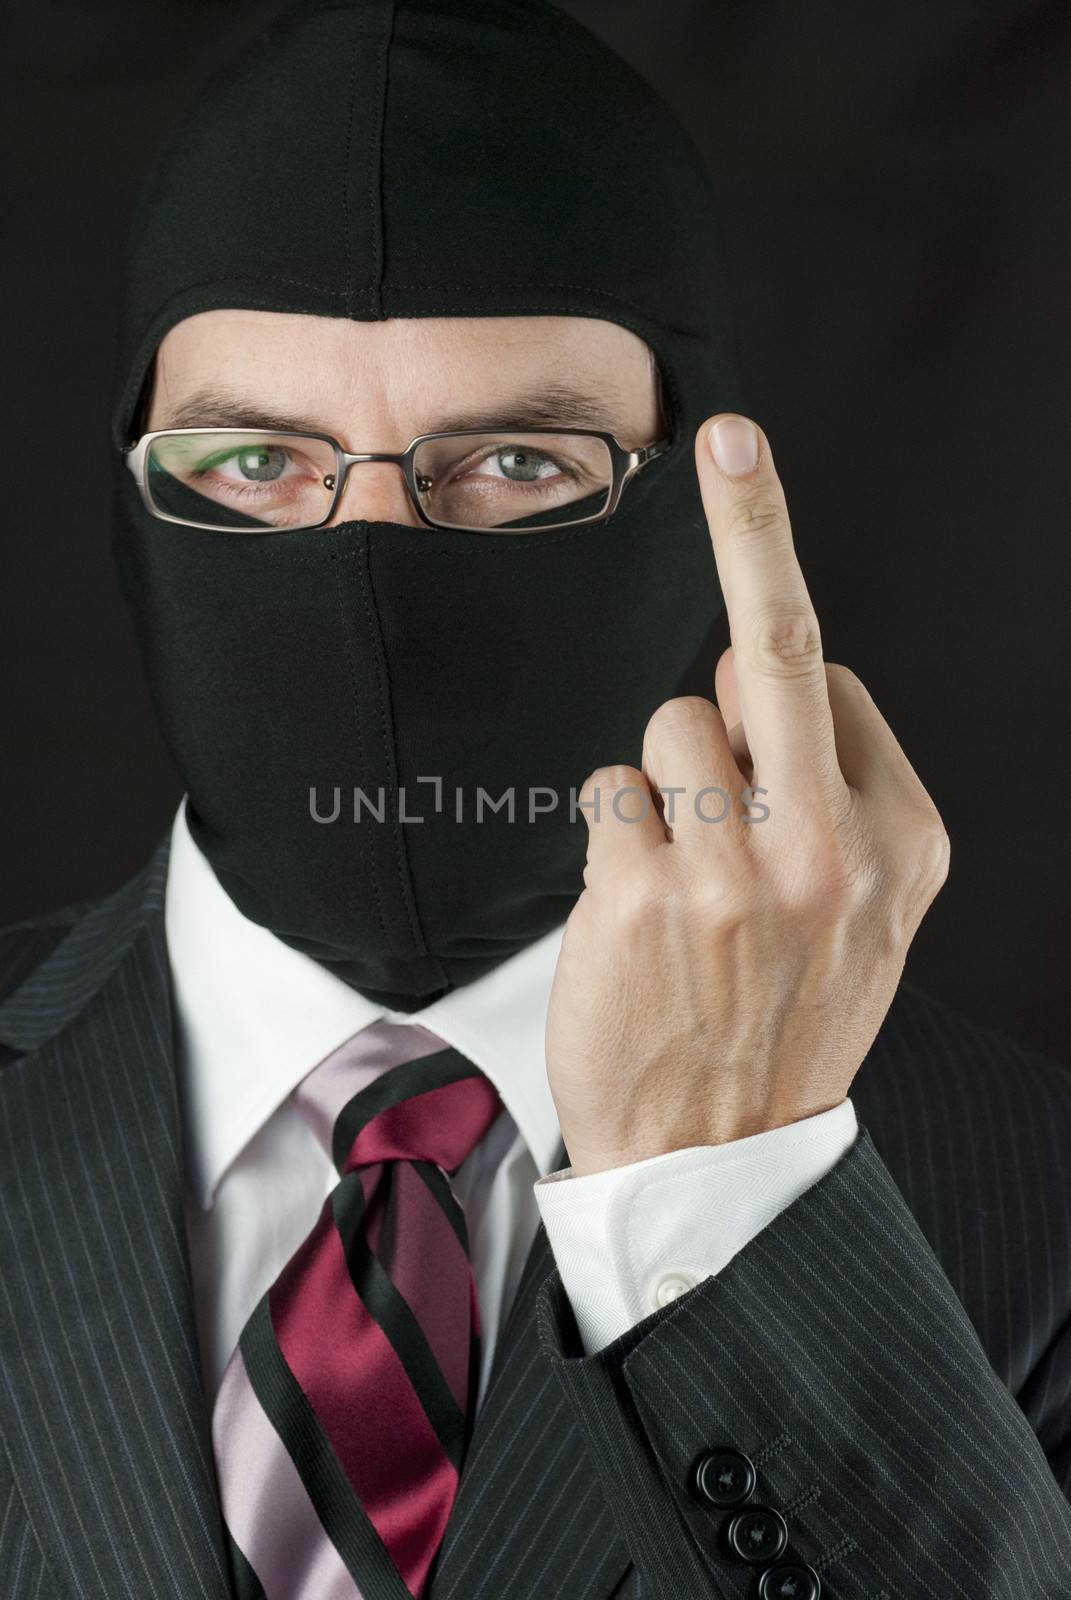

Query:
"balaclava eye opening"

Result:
[[109, 0, 746, 1011]]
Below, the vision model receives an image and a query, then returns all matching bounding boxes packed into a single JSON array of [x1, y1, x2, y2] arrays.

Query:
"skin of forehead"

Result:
[[144, 309, 664, 449]]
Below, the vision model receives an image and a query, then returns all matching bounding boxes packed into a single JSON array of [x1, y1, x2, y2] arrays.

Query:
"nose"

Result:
[[329, 459, 422, 528]]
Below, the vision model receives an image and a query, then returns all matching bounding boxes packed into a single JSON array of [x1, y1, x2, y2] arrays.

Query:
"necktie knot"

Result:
[[293, 1018, 505, 1177]]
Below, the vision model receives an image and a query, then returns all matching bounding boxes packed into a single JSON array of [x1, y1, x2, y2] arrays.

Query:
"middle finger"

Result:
[[696, 414, 845, 807]]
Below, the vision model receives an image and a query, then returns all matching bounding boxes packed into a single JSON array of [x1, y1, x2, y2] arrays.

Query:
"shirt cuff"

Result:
[[533, 1099, 859, 1353]]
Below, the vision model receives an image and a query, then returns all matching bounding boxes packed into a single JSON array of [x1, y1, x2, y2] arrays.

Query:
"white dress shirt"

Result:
[[165, 798, 856, 1407]]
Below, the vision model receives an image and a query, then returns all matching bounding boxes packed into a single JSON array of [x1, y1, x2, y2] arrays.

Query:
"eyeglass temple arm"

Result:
[[623, 436, 670, 480], [123, 439, 146, 487]]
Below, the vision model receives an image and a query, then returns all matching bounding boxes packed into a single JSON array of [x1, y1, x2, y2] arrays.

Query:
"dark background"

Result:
[[2, 0, 1068, 1060]]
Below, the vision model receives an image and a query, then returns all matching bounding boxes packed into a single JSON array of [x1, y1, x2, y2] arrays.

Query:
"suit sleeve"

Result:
[[532, 1100, 858, 1354], [534, 1127, 1071, 1599]]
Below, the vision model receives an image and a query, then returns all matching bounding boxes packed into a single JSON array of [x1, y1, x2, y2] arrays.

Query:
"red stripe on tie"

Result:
[[343, 1073, 503, 1173]]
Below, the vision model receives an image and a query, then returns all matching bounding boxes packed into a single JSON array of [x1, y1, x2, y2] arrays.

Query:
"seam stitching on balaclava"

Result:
[[122, 276, 681, 321], [354, 539, 446, 980], [386, 282, 680, 314], [330, 550, 393, 953], [339, 11, 364, 317], [365, 1, 395, 317]]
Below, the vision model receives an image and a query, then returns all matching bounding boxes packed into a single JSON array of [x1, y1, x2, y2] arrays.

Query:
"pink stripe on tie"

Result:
[[212, 1344, 365, 1600], [295, 1023, 448, 1154]]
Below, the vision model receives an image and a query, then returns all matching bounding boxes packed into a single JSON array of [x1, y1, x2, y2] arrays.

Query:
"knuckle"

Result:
[[825, 661, 868, 695], [584, 764, 652, 830], [578, 768, 600, 808], [912, 809, 952, 895], [726, 492, 787, 544], [822, 860, 885, 922], [645, 694, 717, 743], [586, 762, 642, 797], [608, 864, 665, 933], [692, 868, 751, 929], [746, 605, 824, 678]]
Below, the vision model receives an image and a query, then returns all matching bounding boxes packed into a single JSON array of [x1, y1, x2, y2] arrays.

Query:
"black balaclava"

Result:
[[109, 0, 746, 1011]]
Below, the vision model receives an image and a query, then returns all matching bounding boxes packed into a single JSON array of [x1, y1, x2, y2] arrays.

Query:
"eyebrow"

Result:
[[158, 382, 632, 436]]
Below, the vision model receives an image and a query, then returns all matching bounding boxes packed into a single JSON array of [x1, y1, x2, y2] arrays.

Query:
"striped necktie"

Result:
[[211, 1020, 506, 1600]]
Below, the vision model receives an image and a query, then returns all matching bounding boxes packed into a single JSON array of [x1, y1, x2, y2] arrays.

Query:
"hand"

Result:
[[545, 414, 951, 1177]]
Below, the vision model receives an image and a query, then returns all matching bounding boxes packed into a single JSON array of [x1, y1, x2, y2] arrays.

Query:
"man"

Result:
[[1, 2, 1068, 1598]]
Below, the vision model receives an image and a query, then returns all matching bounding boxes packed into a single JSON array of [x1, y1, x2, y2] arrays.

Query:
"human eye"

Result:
[[415, 432, 611, 530], [147, 431, 336, 529]]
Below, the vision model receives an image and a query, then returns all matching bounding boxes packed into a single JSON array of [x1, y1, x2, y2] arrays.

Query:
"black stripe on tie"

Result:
[[414, 1159, 471, 1255], [463, 1270, 482, 1453], [332, 1045, 484, 1172], [331, 1170, 467, 1469], [227, 1531, 268, 1600], [408, 1164, 481, 1442], [239, 1295, 413, 1600]]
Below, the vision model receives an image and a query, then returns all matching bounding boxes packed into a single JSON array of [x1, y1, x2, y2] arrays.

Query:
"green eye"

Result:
[[192, 445, 288, 481], [494, 448, 547, 482]]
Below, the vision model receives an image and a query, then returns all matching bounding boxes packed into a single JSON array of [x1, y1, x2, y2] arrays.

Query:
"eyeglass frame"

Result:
[[122, 424, 672, 535]]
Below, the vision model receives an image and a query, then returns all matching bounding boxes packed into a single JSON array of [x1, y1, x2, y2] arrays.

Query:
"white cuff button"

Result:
[[649, 1269, 698, 1310]]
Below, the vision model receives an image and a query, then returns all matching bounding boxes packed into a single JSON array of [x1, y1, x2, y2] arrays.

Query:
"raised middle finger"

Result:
[[695, 414, 845, 806]]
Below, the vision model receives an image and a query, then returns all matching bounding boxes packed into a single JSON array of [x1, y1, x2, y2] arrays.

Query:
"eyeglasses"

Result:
[[122, 425, 671, 536]]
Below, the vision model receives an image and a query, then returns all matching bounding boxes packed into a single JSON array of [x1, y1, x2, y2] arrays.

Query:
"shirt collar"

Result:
[[164, 798, 566, 1209]]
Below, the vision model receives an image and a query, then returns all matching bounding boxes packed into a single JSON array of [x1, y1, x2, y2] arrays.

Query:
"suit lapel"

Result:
[[428, 1144, 632, 1600], [0, 841, 628, 1600], [0, 839, 233, 1600]]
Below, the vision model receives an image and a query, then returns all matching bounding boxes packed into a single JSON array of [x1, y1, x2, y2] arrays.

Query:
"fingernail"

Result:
[[708, 416, 759, 476]]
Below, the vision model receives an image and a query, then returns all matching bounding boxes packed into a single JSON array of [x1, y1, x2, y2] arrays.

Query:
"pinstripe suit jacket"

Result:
[[1, 834, 1069, 1600]]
